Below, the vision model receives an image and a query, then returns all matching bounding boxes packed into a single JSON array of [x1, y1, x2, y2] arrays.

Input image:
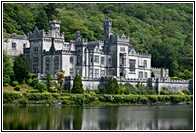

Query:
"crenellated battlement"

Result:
[[62, 50, 76, 54], [49, 20, 61, 24], [117, 33, 129, 42], [28, 27, 44, 39], [88, 40, 104, 46], [9, 33, 28, 40], [138, 52, 151, 58], [43, 49, 62, 55], [76, 38, 88, 44]]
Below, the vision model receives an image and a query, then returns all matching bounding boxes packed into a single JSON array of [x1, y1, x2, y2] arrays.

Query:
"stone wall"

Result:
[[64, 76, 193, 93]]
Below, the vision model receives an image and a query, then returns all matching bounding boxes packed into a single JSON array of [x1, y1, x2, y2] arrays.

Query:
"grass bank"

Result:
[[3, 92, 193, 106]]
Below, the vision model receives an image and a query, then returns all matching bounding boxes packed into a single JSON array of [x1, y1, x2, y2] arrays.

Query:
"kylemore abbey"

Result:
[[3, 19, 192, 92]]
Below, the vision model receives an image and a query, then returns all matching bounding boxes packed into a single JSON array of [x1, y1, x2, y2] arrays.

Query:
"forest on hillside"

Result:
[[3, 3, 193, 79]]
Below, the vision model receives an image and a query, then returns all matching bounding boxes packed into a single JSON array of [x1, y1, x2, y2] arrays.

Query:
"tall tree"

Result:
[[13, 54, 30, 83], [56, 70, 65, 93], [44, 3, 59, 20], [35, 10, 49, 31], [45, 72, 52, 91], [3, 50, 14, 85], [107, 77, 119, 94], [71, 74, 84, 94]]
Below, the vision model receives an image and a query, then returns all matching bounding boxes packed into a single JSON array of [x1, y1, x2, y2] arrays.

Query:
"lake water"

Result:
[[3, 105, 193, 130]]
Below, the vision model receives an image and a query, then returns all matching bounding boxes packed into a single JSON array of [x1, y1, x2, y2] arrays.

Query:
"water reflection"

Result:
[[3, 105, 193, 130]]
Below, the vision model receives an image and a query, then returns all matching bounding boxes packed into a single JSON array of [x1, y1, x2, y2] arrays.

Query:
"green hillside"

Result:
[[3, 3, 193, 79]]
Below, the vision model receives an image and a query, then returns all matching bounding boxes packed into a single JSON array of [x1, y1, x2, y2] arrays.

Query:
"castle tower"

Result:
[[103, 19, 113, 43], [49, 20, 61, 37]]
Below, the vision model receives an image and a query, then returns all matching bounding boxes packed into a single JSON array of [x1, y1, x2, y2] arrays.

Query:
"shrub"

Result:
[[84, 95, 96, 104], [26, 78, 32, 85], [123, 83, 136, 95], [31, 78, 39, 87], [160, 87, 171, 95], [3, 92, 20, 103], [35, 82, 47, 93], [19, 98, 28, 105], [98, 86, 107, 94], [62, 99, 72, 105], [98, 96, 106, 102], [26, 90, 39, 93], [70, 95, 85, 105], [158, 95, 170, 102], [124, 95, 138, 104], [118, 85, 125, 95], [138, 96, 148, 104], [148, 95, 158, 103], [185, 95, 191, 101], [182, 89, 192, 95], [12, 81, 19, 87], [26, 93, 53, 101], [89, 91, 96, 96], [113, 96, 124, 104], [170, 95, 182, 104], [14, 85, 21, 91], [138, 86, 151, 95], [150, 87, 158, 95], [4, 83, 9, 87]]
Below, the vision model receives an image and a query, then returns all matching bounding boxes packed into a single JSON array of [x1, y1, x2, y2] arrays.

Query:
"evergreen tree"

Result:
[[3, 50, 14, 85], [35, 10, 49, 31], [107, 77, 119, 94], [13, 54, 30, 83], [71, 74, 84, 94]]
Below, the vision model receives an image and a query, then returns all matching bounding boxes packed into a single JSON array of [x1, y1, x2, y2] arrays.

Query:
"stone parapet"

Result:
[[9, 33, 28, 40]]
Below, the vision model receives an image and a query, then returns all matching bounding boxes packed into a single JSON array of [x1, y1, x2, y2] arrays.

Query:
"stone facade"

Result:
[[3, 33, 30, 60], [151, 67, 169, 78], [22, 19, 152, 79]]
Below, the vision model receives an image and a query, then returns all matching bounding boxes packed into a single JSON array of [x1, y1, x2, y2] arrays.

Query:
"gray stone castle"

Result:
[[4, 19, 193, 93], [3, 19, 169, 79]]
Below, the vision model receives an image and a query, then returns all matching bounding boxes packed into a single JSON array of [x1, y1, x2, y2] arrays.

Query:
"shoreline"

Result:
[[3, 101, 192, 107]]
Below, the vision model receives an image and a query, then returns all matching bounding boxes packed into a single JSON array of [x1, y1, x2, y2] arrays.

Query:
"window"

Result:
[[54, 56, 59, 73], [101, 70, 105, 76], [101, 57, 104, 65], [145, 72, 148, 79], [120, 54, 126, 66], [129, 59, 136, 72], [45, 57, 50, 73], [33, 57, 39, 73], [144, 60, 147, 68], [108, 69, 112, 75], [90, 55, 93, 63], [33, 47, 38, 54], [94, 55, 99, 63], [12, 42, 16, 50], [70, 57, 74, 64], [23, 44, 26, 48], [70, 68, 74, 76], [120, 47, 125, 52], [94, 69, 99, 77], [77, 56, 80, 65], [90, 68, 93, 77], [108, 58, 111, 65], [139, 72, 143, 79]]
